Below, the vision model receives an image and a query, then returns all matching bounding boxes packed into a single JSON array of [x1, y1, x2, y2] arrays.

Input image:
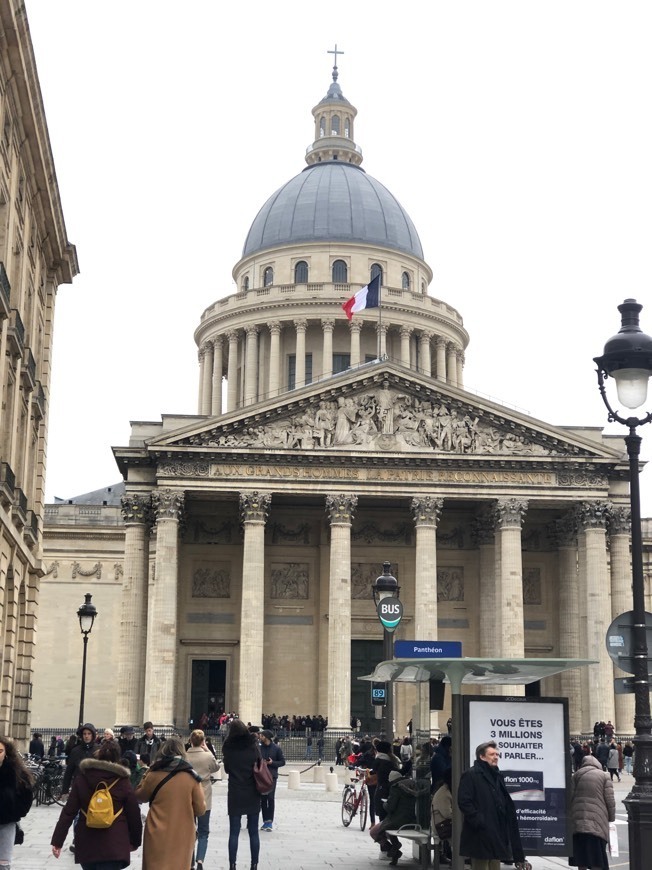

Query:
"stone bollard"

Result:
[[287, 770, 301, 790], [313, 765, 326, 784], [325, 771, 339, 792]]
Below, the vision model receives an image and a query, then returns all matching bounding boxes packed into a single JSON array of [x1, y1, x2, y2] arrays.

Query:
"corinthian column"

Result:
[[267, 322, 281, 398], [411, 496, 443, 728], [456, 350, 465, 390], [495, 499, 527, 692], [244, 325, 259, 405], [294, 319, 307, 388], [400, 326, 412, 368], [577, 501, 615, 729], [326, 494, 357, 729], [551, 514, 582, 733], [201, 341, 214, 414], [322, 318, 334, 379], [349, 321, 362, 367], [226, 331, 239, 412], [447, 344, 458, 387], [197, 346, 206, 413], [436, 338, 447, 382], [238, 491, 271, 726], [211, 337, 223, 415], [609, 505, 635, 733], [376, 323, 387, 358], [116, 494, 151, 725], [418, 332, 432, 376], [147, 489, 184, 726]]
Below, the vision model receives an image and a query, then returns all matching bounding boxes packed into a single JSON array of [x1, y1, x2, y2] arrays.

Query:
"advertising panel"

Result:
[[463, 696, 570, 856]]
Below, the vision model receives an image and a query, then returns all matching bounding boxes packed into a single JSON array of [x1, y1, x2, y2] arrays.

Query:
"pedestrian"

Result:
[[51, 739, 142, 868], [135, 736, 206, 870], [317, 735, 324, 761], [136, 722, 161, 760], [102, 729, 115, 743], [606, 745, 620, 782], [431, 767, 453, 865], [594, 740, 609, 771], [430, 734, 452, 793], [568, 754, 615, 870], [399, 737, 413, 775], [222, 719, 261, 870], [370, 770, 429, 865], [28, 732, 45, 758], [371, 740, 401, 822], [623, 741, 634, 775], [258, 729, 285, 832], [458, 740, 529, 870], [186, 729, 220, 870], [62, 723, 98, 794], [0, 736, 34, 867]]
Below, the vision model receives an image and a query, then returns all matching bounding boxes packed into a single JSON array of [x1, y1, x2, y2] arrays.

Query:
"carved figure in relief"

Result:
[[314, 401, 336, 447], [271, 563, 309, 599], [334, 397, 357, 445], [437, 568, 464, 601], [192, 567, 230, 598]]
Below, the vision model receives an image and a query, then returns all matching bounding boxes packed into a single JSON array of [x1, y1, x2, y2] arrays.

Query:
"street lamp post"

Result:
[[595, 298, 652, 869], [372, 562, 401, 740], [77, 593, 98, 728]]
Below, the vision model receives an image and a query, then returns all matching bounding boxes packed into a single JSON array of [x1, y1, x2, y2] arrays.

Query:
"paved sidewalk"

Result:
[[12, 765, 631, 869]]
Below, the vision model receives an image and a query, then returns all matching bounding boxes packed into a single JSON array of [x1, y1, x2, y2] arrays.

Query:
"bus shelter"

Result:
[[360, 657, 596, 869]]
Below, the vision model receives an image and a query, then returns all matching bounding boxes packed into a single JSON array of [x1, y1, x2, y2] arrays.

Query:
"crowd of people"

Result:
[[571, 737, 634, 780]]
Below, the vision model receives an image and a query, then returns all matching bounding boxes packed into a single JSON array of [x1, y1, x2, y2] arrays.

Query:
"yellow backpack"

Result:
[[83, 779, 123, 829]]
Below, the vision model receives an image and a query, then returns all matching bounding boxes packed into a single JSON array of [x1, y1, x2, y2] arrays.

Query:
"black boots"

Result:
[[229, 865, 236, 870]]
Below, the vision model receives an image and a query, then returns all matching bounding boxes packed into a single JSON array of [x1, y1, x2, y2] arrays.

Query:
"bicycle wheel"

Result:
[[50, 775, 66, 806], [341, 786, 355, 827], [359, 784, 369, 831]]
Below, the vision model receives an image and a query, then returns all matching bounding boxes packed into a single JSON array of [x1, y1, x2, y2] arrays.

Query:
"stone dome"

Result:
[[242, 161, 424, 260]]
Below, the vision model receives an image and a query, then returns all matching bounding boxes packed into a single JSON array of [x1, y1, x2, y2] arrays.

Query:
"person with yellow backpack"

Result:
[[50, 739, 142, 868]]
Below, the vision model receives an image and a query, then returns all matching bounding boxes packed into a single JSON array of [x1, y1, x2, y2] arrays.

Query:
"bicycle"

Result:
[[341, 767, 369, 831], [28, 757, 67, 806]]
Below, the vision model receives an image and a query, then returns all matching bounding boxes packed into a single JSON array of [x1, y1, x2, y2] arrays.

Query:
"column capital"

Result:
[[321, 318, 335, 332], [400, 325, 413, 339], [239, 491, 271, 523], [120, 493, 151, 526], [608, 504, 631, 536], [202, 341, 213, 354], [576, 500, 611, 531], [419, 330, 433, 343], [244, 324, 259, 337], [436, 336, 447, 349], [471, 504, 497, 545], [375, 323, 388, 336], [495, 497, 528, 529], [198, 345, 206, 361], [349, 320, 362, 335], [267, 321, 282, 336], [326, 494, 358, 524], [152, 488, 185, 522], [227, 330, 239, 344], [456, 349, 465, 363], [410, 495, 443, 527], [294, 319, 308, 333], [212, 335, 223, 351]]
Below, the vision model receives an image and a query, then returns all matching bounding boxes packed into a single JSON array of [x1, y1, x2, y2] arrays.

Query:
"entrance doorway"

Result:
[[190, 660, 226, 728], [351, 640, 383, 733]]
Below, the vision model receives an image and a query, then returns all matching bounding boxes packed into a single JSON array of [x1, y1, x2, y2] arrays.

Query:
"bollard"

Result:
[[325, 771, 339, 792], [288, 770, 301, 790], [313, 765, 326, 784]]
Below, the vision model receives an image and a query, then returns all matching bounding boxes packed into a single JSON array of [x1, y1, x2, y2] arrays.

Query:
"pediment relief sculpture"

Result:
[[187, 384, 581, 457]]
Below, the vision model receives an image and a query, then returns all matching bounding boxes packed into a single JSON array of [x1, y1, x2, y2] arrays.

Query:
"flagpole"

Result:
[[377, 274, 382, 360]]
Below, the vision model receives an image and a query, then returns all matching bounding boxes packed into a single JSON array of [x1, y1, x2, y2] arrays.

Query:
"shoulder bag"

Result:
[[253, 751, 274, 795]]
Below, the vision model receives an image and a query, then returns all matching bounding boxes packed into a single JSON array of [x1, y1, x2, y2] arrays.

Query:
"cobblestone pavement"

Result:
[[12, 766, 631, 869]]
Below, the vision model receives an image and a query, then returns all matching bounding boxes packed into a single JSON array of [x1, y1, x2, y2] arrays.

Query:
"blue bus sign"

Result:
[[394, 640, 463, 658]]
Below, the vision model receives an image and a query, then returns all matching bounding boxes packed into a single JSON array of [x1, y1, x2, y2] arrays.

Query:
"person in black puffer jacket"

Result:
[[62, 723, 98, 794], [0, 735, 34, 866]]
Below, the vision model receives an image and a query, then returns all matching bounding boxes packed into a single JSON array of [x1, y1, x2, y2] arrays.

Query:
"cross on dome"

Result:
[[327, 43, 344, 81]]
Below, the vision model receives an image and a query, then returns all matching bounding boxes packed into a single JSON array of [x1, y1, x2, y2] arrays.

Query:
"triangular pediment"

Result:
[[146, 363, 622, 462]]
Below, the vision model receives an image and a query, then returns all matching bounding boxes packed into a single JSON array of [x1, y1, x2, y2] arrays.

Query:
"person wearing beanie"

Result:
[[62, 723, 97, 794], [258, 730, 285, 832], [136, 721, 161, 760], [118, 726, 138, 756], [370, 769, 428, 864]]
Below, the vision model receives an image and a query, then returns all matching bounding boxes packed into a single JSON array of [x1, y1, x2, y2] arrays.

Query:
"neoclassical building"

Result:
[[33, 62, 643, 736], [0, 2, 77, 742]]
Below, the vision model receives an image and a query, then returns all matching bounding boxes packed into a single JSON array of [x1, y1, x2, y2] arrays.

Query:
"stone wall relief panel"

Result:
[[190, 561, 232, 599], [351, 562, 400, 602], [523, 565, 543, 606], [269, 562, 310, 600], [437, 566, 464, 602]]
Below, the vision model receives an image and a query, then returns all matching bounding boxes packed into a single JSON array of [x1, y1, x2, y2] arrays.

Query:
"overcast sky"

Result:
[[24, 0, 652, 514]]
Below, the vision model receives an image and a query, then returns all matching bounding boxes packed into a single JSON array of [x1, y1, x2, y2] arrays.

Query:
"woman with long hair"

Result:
[[222, 720, 261, 870], [0, 735, 33, 867], [51, 739, 141, 869], [135, 736, 205, 870]]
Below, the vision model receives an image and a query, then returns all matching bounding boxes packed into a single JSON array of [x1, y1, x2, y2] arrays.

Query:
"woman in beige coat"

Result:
[[135, 736, 206, 870], [569, 754, 615, 870], [187, 729, 220, 870]]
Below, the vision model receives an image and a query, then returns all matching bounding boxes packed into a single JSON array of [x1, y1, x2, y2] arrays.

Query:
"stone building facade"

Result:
[[32, 61, 645, 736], [0, 2, 77, 741]]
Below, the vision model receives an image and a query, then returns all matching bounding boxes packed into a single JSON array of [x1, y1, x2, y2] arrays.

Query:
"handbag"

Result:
[[434, 818, 452, 840], [253, 753, 274, 795], [14, 823, 24, 845]]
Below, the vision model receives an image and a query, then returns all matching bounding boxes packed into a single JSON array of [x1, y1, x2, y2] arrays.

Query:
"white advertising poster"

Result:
[[464, 696, 570, 856]]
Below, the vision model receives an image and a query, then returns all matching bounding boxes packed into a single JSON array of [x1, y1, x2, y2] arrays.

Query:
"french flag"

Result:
[[341, 273, 381, 320]]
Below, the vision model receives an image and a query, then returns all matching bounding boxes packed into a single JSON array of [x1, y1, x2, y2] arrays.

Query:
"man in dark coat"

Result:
[[458, 740, 527, 868], [430, 734, 452, 793], [62, 723, 97, 794], [259, 729, 285, 831]]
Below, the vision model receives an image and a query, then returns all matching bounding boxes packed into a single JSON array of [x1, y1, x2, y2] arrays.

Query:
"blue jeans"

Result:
[[195, 808, 211, 863], [261, 784, 277, 823], [229, 813, 259, 865]]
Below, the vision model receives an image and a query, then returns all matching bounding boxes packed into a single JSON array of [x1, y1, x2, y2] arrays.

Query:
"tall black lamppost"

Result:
[[372, 562, 401, 740], [77, 593, 97, 728], [595, 298, 652, 869]]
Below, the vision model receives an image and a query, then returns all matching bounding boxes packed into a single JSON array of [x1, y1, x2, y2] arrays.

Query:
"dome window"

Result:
[[242, 275, 249, 292], [332, 259, 348, 283], [263, 267, 274, 287], [294, 261, 308, 283], [421, 280, 426, 295], [331, 115, 340, 135], [344, 117, 350, 138], [319, 116, 326, 138], [370, 263, 383, 284], [402, 271, 410, 291]]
